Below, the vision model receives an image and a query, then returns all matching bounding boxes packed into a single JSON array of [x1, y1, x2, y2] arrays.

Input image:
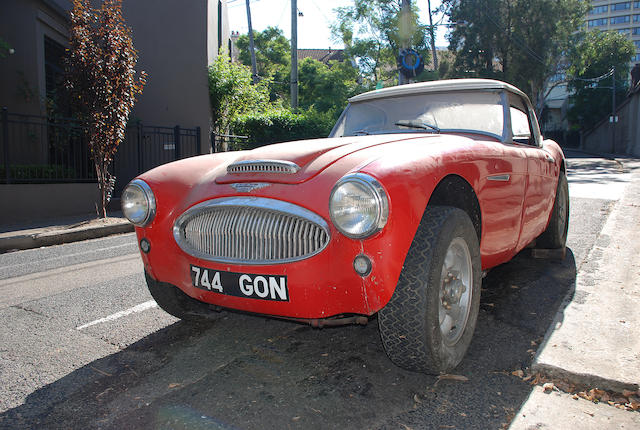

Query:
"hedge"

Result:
[[230, 109, 336, 150]]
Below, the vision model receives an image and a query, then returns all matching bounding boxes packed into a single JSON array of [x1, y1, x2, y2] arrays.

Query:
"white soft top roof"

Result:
[[349, 78, 529, 103]]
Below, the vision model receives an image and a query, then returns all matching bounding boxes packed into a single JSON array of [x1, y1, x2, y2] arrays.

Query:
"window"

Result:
[[588, 18, 608, 27], [635, 1, 640, 7], [610, 15, 630, 24], [635, 40, 640, 49], [618, 28, 631, 34], [590, 5, 608, 14], [633, 27, 640, 34], [510, 107, 531, 144], [634, 14, 640, 21], [44, 36, 65, 102], [612, 2, 631, 10], [632, 54, 640, 62]]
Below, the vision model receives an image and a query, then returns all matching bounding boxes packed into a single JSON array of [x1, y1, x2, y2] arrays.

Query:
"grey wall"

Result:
[[123, 0, 229, 153], [0, 0, 69, 115], [583, 89, 640, 156], [0, 183, 99, 225]]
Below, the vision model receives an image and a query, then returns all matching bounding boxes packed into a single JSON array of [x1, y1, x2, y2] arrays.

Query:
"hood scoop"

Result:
[[227, 159, 300, 175]]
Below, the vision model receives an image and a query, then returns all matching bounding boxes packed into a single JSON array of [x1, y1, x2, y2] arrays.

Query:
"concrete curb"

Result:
[[0, 222, 134, 253]]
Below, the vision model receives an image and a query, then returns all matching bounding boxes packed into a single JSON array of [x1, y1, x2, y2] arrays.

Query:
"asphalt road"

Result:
[[0, 153, 629, 429]]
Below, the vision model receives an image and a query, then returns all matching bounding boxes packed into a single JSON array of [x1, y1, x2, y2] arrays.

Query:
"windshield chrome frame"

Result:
[[330, 89, 513, 143]]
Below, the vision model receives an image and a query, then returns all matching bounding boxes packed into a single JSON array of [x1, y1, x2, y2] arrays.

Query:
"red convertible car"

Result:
[[122, 79, 569, 373]]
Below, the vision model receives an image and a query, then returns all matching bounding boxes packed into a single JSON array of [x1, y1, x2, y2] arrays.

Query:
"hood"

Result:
[[215, 134, 437, 184]]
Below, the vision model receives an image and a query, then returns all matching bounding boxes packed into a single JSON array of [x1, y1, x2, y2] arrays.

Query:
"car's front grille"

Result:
[[173, 197, 330, 264]]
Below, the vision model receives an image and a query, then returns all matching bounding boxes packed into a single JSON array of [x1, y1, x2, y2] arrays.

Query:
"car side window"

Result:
[[508, 94, 536, 146], [510, 106, 531, 144]]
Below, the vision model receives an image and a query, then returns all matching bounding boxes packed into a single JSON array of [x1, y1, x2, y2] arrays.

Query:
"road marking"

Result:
[[76, 300, 158, 330]]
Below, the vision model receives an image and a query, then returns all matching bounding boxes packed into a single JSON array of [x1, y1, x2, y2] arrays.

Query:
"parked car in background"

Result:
[[122, 79, 569, 373]]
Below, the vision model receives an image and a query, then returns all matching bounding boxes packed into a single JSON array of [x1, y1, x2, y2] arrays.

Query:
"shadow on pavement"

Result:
[[0, 250, 577, 430]]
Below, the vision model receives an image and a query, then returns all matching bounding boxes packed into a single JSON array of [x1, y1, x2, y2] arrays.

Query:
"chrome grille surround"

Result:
[[227, 159, 301, 174], [173, 197, 330, 265]]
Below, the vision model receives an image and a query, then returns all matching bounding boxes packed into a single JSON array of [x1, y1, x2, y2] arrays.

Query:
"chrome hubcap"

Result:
[[439, 237, 472, 346]]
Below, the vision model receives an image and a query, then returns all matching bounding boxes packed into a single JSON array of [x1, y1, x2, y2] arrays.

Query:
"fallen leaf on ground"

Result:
[[543, 382, 555, 393], [437, 374, 469, 382], [168, 383, 181, 389], [511, 369, 524, 378], [413, 394, 422, 403]]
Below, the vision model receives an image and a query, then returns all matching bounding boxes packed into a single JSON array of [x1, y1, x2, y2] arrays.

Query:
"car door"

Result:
[[508, 94, 556, 249]]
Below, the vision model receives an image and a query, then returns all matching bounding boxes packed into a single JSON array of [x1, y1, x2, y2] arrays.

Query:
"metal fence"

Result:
[[1, 108, 94, 183], [211, 133, 249, 152], [1, 107, 201, 196]]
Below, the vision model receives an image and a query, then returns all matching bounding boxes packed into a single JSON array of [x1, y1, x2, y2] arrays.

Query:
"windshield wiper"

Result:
[[395, 120, 440, 133], [354, 129, 370, 136]]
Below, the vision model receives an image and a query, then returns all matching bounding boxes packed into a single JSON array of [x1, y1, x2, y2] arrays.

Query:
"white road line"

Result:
[[76, 300, 158, 330]]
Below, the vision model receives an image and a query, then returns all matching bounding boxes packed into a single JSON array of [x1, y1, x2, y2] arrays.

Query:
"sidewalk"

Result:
[[0, 212, 133, 253], [510, 155, 640, 428]]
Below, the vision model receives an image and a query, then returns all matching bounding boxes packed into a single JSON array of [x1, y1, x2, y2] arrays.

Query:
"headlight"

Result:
[[329, 173, 389, 239], [121, 179, 156, 226]]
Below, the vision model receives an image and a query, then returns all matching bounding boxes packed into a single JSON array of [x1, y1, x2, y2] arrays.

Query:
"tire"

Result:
[[145, 271, 220, 321], [378, 206, 481, 374], [537, 171, 569, 249]]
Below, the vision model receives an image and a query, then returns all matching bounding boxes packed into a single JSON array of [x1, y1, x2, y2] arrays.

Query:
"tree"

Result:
[[566, 30, 635, 129], [208, 54, 271, 142], [0, 37, 12, 58], [443, 0, 588, 112], [64, 0, 147, 218], [332, 0, 432, 87], [236, 27, 290, 100], [298, 58, 362, 116]]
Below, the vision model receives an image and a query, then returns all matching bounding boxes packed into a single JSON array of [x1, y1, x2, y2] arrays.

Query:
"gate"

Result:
[[113, 123, 201, 196]]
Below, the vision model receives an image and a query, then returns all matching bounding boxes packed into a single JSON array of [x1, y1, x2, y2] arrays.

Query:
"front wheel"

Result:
[[537, 171, 569, 249], [378, 206, 481, 374]]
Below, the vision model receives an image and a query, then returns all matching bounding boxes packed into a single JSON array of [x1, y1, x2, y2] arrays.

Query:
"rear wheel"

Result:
[[537, 171, 569, 249], [378, 206, 481, 374], [145, 272, 220, 321]]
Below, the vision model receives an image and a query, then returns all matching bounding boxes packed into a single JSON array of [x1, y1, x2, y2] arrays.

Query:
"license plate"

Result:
[[190, 265, 289, 302]]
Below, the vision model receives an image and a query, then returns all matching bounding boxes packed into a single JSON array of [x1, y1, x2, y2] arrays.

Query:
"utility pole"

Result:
[[245, 0, 258, 84], [291, 0, 298, 109], [427, 0, 437, 71], [611, 66, 616, 153], [398, 0, 411, 85]]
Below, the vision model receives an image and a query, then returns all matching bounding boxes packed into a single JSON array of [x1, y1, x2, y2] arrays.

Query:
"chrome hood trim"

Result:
[[227, 159, 301, 175]]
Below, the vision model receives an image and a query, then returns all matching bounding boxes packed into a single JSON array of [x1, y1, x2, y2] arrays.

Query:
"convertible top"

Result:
[[349, 78, 530, 104]]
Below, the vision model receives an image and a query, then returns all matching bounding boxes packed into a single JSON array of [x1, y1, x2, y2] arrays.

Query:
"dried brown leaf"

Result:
[[438, 374, 469, 382]]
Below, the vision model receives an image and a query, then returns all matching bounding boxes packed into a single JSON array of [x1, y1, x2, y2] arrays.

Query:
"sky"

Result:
[[226, 0, 450, 50]]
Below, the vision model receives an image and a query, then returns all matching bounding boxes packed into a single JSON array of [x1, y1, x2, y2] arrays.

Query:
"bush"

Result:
[[231, 109, 336, 150], [0, 164, 78, 181]]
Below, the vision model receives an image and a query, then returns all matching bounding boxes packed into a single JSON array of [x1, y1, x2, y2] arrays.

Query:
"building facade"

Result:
[[586, 0, 640, 64]]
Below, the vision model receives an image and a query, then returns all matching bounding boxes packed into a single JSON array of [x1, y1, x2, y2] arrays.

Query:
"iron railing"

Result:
[[1, 108, 201, 196]]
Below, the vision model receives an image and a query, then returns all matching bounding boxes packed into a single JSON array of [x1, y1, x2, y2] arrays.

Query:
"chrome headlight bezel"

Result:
[[121, 179, 156, 227], [329, 173, 389, 239]]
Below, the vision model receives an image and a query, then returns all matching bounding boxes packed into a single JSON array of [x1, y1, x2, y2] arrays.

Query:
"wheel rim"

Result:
[[438, 237, 473, 346]]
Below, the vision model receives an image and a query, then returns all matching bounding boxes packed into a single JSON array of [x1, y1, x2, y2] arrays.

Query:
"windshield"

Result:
[[330, 90, 505, 139]]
